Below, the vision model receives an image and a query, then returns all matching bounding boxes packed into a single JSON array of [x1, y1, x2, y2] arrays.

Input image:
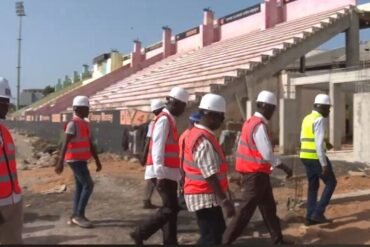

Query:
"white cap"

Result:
[[199, 93, 226, 113], [150, 99, 165, 112], [256, 90, 277, 106], [168, 87, 189, 104], [0, 77, 12, 99], [73, 95, 90, 107], [314, 94, 331, 105]]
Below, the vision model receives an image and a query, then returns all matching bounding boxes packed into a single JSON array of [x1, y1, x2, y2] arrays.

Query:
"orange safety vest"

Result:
[[235, 116, 272, 174], [183, 126, 229, 194], [0, 124, 22, 202], [179, 128, 190, 161], [64, 116, 92, 161], [146, 111, 180, 168]]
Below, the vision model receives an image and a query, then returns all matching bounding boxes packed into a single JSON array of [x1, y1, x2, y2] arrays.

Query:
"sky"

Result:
[[0, 0, 370, 97]]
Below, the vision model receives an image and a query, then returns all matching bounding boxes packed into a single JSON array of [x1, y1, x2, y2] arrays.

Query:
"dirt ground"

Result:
[[12, 132, 370, 245]]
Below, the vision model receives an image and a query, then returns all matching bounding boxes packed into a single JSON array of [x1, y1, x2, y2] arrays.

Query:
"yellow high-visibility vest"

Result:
[[299, 111, 325, 159]]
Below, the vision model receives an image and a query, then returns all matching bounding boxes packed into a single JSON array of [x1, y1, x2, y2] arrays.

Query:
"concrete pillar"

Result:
[[201, 9, 215, 47], [345, 12, 360, 67], [246, 84, 256, 119], [353, 93, 370, 162], [131, 40, 142, 69], [329, 83, 345, 150], [279, 98, 299, 154], [162, 26, 172, 58]]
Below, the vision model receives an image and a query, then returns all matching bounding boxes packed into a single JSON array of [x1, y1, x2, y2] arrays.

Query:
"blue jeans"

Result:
[[301, 158, 337, 219], [68, 161, 94, 217]]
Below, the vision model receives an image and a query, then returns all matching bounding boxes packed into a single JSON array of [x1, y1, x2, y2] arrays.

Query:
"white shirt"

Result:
[[146, 120, 154, 138], [311, 111, 328, 167], [144, 109, 181, 181], [253, 112, 281, 167]]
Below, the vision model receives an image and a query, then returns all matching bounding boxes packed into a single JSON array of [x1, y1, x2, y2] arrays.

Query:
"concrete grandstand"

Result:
[[9, 0, 370, 160]]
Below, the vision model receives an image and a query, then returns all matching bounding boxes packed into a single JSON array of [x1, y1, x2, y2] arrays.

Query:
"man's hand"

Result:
[[54, 161, 64, 175], [277, 163, 293, 179], [96, 161, 102, 172], [222, 198, 236, 218], [322, 166, 330, 176], [326, 142, 334, 150]]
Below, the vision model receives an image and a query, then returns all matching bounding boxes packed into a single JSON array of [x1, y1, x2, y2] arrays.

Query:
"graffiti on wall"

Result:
[[120, 109, 151, 126]]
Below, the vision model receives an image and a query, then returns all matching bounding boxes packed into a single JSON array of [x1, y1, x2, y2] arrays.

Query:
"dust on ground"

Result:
[[12, 131, 370, 245]]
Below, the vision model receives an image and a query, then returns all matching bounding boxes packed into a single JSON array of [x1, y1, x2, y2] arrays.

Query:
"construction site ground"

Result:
[[12, 131, 370, 245]]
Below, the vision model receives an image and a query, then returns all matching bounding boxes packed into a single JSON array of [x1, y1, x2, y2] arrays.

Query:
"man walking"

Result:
[[223, 90, 292, 245], [130, 87, 189, 245], [141, 99, 165, 209], [300, 94, 337, 225], [183, 93, 235, 244], [55, 95, 102, 228], [0, 78, 23, 244]]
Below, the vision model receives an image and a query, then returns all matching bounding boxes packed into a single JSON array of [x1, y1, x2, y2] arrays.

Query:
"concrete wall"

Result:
[[176, 33, 201, 53], [353, 93, 370, 163], [284, 0, 356, 22], [145, 47, 163, 59], [219, 10, 263, 41]]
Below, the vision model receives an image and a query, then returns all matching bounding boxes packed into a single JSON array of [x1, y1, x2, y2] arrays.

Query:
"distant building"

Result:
[[20, 89, 44, 107]]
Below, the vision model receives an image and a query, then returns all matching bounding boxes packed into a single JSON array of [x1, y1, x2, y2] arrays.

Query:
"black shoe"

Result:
[[310, 215, 332, 224], [275, 239, 294, 245], [304, 218, 317, 226], [143, 200, 157, 209], [129, 231, 143, 245]]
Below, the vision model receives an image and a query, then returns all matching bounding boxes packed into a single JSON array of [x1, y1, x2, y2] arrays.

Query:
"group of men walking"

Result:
[[0, 77, 337, 245]]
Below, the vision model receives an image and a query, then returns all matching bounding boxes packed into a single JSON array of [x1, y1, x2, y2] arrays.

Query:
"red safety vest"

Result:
[[64, 116, 92, 161], [0, 124, 22, 200], [183, 126, 229, 194], [179, 128, 190, 161], [235, 116, 272, 174], [146, 111, 180, 168]]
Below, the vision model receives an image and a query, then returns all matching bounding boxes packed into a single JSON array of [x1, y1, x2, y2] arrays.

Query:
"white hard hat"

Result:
[[314, 94, 331, 105], [168, 87, 189, 104], [256, 90, 277, 106], [199, 93, 226, 113], [72, 95, 90, 107], [0, 77, 12, 99], [150, 99, 165, 112]]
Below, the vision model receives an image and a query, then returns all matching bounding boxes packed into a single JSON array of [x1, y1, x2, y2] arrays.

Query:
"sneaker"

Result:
[[71, 216, 93, 228], [310, 215, 332, 224], [129, 231, 143, 245]]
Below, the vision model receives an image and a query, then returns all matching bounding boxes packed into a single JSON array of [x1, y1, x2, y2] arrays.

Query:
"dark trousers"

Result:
[[143, 178, 156, 202], [68, 161, 94, 217], [135, 179, 179, 244], [223, 173, 283, 244], [301, 158, 337, 219], [196, 206, 226, 245]]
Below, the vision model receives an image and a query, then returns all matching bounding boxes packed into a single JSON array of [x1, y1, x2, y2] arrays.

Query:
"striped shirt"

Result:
[[184, 124, 222, 212]]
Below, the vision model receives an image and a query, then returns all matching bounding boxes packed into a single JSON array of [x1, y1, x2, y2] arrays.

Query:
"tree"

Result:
[[43, 85, 55, 96], [55, 79, 62, 91]]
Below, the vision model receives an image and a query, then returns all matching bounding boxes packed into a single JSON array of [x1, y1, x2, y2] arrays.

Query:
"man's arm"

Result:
[[195, 139, 235, 217], [55, 122, 75, 174], [314, 118, 328, 167], [151, 117, 169, 179], [141, 137, 150, 166], [90, 137, 102, 172], [253, 124, 281, 167], [254, 124, 292, 177], [55, 133, 73, 175]]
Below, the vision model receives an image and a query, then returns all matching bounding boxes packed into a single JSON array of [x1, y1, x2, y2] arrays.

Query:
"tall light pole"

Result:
[[16, 2, 25, 110]]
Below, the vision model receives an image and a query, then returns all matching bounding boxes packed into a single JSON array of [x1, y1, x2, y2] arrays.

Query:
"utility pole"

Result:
[[16, 2, 25, 110]]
